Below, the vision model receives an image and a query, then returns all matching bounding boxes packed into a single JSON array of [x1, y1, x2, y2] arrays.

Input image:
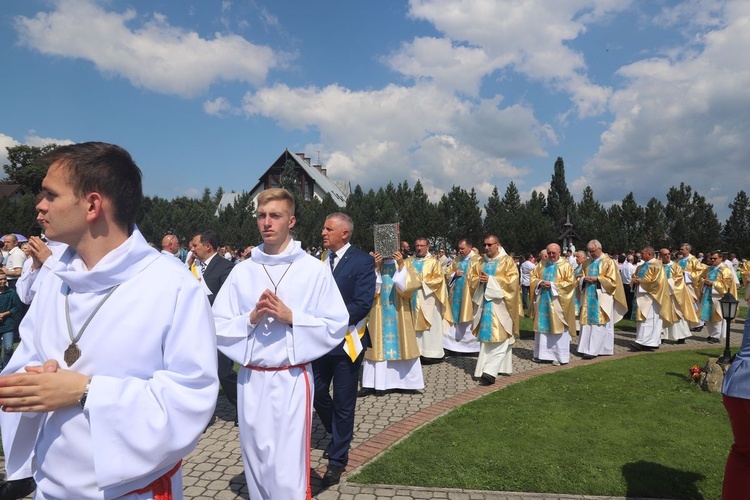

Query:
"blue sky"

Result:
[[2, 0, 749, 221]]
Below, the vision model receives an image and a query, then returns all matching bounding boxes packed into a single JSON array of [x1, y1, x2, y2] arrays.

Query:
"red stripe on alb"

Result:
[[244, 363, 308, 371], [129, 460, 181, 500], [245, 363, 313, 499]]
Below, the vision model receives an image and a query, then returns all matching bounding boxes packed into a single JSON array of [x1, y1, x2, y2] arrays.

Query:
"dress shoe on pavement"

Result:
[[708, 337, 721, 344], [477, 373, 496, 386], [322, 464, 345, 487], [357, 387, 375, 397], [676, 338, 686, 344], [0, 477, 36, 500]]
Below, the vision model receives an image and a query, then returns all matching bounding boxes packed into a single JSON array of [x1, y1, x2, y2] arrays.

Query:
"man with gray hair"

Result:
[[314, 212, 376, 486], [577, 240, 628, 359]]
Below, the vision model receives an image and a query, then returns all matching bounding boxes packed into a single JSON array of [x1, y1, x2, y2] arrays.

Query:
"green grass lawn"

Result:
[[351, 348, 732, 499]]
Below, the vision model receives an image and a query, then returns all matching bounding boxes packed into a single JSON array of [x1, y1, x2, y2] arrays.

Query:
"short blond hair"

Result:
[[256, 188, 295, 215]]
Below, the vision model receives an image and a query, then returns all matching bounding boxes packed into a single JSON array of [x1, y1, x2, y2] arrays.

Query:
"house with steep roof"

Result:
[[216, 149, 350, 213]]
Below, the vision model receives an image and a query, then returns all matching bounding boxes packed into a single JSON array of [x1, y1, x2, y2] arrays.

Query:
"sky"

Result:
[[2, 0, 749, 221]]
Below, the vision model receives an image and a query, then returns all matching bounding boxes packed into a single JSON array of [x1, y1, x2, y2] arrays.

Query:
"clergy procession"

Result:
[[0, 141, 748, 499]]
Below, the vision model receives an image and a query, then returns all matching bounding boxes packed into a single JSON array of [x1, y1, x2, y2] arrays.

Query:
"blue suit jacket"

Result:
[[328, 245, 376, 357]]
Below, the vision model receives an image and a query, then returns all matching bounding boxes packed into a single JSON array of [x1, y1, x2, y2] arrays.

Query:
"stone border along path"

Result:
[[2, 318, 744, 500]]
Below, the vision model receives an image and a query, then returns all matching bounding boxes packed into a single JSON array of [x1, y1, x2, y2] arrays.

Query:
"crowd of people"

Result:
[[0, 141, 749, 498]]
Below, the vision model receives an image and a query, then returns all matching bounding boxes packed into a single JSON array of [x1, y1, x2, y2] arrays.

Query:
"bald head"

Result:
[[546, 243, 561, 261], [161, 234, 179, 255]]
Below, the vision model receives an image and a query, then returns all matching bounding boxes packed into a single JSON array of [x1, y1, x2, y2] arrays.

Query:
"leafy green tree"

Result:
[[516, 190, 554, 256], [437, 186, 483, 250], [723, 190, 750, 257], [664, 183, 721, 251], [619, 192, 645, 251], [642, 198, 669, 249], [2, 144, 59, 194], [484, 183, 522, 253], [544, 157, 575, 230], [573, 186, 608, 247]]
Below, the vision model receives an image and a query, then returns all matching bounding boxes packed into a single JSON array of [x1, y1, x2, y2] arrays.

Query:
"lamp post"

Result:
[[717, 292, 739, 366]]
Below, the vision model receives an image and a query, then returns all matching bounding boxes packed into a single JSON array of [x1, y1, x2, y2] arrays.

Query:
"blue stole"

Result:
[[537, 262, 558, 334], [410, 258, 425, 311], [478, 259, 500, 342], [664, 263, 673, 279], [700, 267, 720, 321], [450, 258, 470, 321], [585, 259, 602, 324], [380, 262, 401, 360], [574, 265, 582, 315], [678, 257, 688, 270], [631, 262, 650, 320]]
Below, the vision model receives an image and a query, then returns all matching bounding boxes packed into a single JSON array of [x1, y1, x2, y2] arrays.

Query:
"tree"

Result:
[[2, 144, 59, 194], [642, 198, 669, 249], [619, 192, 645, 251], [516, 190, 554, 256], [437, 186, 483, 249], [573, 186, 608, 248], [545, 157, 575, 231], [723, 190, 750, 257], [664, 183, 721, 251], [485, 182, 522, 253]]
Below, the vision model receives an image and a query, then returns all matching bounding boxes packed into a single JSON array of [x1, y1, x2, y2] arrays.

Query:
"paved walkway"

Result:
[[2, 320, 743, 499]]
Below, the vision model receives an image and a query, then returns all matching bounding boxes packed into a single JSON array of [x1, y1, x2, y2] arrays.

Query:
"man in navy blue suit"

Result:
[[191, 230, 238, 421], [313, 212, 376, 486]]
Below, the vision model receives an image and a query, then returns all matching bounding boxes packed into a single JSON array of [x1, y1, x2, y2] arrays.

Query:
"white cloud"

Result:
[[242, 82, 547, 201], [384, 37, 495, 96], [203, 97, 234, 117], [0, 133, 74, 178], [584, 0, 750, 215], [404, 0, 632, 117], [15, 0, 289, 98]]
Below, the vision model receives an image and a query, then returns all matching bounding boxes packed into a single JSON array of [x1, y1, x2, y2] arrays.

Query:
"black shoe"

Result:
[[691, 326, 703, 332], [322, 464, 345, 487], [630, 342, 643, 351], [420, 356, 444, 365], [708, 337, 721, 344], [0, 477, 36, 500], [477, 373, 496, 386], [676, 338, 686, 344], [581, 354, 596, 360], [357, 387, 375, 397]]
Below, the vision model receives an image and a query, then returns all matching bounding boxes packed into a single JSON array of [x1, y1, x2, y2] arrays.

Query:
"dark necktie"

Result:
[[330, 252, 337, 272]]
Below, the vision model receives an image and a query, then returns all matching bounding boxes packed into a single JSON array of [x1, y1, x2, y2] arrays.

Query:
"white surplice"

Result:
[[212, 240, 348, 500], [0, 228, 219, 499]]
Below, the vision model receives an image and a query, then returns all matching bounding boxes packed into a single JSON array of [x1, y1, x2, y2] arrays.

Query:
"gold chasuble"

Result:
[[697, 265, 738, 322], [405, 254, 453, 330], [529, 257, 577, 336], [579, 253, 628, 326], [366, 262, 422, 362], [664, 261, 700, 325], [471, 249, 520, 343], [446, 253, 482, 324], [741, 260, 750, 301], [632, 258, 675, 326], [677, 254, 705, 303]]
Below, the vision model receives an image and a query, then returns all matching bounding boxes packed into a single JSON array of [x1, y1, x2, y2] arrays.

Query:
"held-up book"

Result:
[[373, 223, 400, 257]]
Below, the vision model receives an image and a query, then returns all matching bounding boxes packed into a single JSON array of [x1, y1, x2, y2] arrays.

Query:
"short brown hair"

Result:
[[256, 188, 295, 215]]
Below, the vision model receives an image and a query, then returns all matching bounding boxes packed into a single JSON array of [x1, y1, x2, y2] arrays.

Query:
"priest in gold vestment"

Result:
[[471, 235, 520, 385], [678, 243, 706, 330], [631, 247, 674, 351], [444, 239, 481, 354], [660, 248, 700, 343], [361, 252, 424, 392], [577, 240, 628, 359], [529, 243, 577, 365], [697, 250, 738, 343], [740, 260, 750, 302], [405, 238, 452, 363]]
